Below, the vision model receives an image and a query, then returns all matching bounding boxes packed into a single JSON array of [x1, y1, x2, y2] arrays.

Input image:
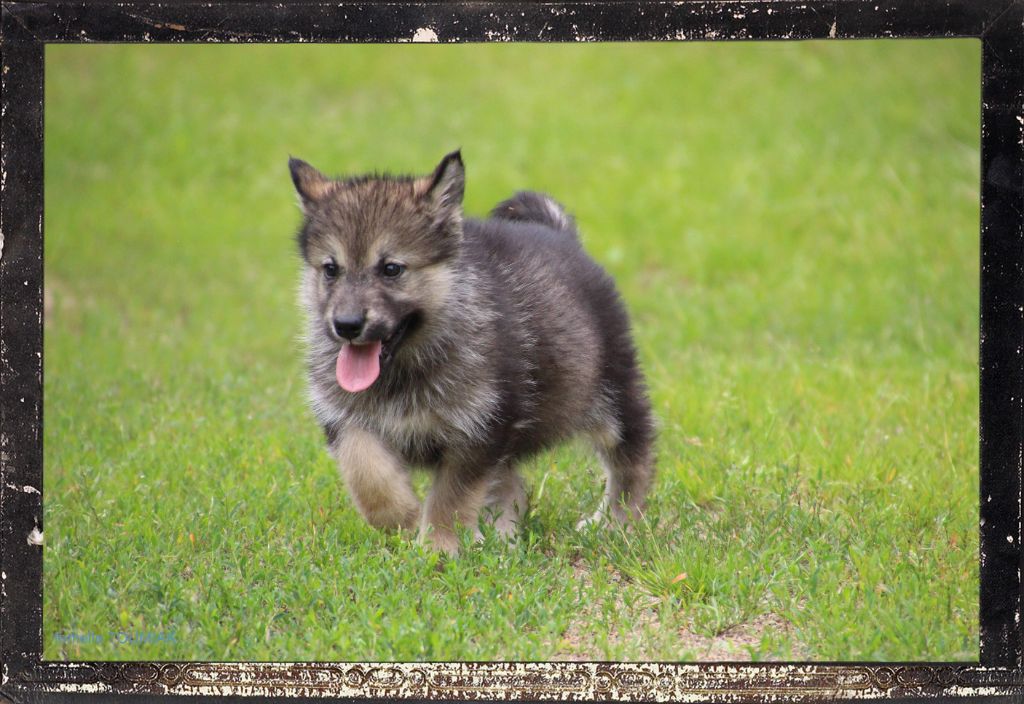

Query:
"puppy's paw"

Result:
[[417, 526, 460, 557], [575, 512, 606, 532], [576, 504, 632, 531]]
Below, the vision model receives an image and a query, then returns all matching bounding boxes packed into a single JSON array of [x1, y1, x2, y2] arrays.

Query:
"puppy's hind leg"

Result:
[[578, 398, 656, 529], [332, 427, 420, 532]]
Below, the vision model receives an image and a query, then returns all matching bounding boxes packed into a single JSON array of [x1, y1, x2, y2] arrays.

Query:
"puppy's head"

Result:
[[291, 151, 464, 392]]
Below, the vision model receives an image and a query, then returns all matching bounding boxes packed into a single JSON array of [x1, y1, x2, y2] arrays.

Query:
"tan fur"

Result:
[[412, 175, 433, 198], [418, 466, 494, 555], [405, 262, 455, 313], [332, 427, 420, 531]]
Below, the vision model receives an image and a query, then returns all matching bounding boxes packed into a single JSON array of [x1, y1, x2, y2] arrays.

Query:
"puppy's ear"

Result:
[[289, 157, 334, 213], [419, 150, 465, 222]]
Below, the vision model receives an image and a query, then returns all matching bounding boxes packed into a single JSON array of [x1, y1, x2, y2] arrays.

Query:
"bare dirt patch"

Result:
[[675, 612, 804, 661], [552, 558, 805, 661]]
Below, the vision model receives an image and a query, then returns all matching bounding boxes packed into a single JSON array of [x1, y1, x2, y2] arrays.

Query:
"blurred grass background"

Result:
[[44, 40, 979, 661]]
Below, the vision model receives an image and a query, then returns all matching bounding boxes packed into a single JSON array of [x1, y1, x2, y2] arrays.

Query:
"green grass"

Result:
[[43, 40, 979, 661]]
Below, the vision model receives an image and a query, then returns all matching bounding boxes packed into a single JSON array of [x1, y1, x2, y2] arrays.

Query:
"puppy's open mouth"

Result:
[[335, 312, 419, 393], [380, 312, 416, 365]]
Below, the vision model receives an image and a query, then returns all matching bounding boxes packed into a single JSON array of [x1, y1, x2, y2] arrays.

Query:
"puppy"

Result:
[[291, 151, 655, 554]]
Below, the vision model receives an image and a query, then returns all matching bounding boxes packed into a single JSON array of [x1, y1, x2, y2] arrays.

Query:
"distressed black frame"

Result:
[[1, 0, 1021, 701]]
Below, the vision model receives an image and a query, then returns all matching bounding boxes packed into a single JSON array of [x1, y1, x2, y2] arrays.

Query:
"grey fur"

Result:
[[292, 151, 655, 554]]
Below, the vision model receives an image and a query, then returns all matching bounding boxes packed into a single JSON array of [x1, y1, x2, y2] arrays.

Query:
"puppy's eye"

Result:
[[322, 259, 340, 279], [381, 262, 405, 278]]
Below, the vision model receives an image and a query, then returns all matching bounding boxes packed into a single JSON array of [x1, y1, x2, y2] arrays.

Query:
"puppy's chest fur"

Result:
[[380, 406, 449, 466], [333, 375, 500, 467]]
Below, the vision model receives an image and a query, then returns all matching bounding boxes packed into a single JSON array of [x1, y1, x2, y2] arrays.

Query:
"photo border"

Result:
[[1, 1, 1022, 700]]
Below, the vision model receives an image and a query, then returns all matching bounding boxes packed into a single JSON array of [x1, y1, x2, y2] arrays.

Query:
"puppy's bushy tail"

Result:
[[490, 191, 578, 240]]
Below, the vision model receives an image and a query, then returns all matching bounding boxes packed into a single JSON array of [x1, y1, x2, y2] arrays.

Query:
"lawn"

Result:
[[43, 40, 979, 661]]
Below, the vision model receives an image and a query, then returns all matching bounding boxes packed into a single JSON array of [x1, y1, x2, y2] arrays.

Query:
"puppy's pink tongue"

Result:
[[336, 341, 382, 392]]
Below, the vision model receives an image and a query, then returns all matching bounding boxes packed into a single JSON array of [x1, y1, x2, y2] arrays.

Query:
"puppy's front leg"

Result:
[[332, 426, 420, 531], [418, 464, 494, 556]]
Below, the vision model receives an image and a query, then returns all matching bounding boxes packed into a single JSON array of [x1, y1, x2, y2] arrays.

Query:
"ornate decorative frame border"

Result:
[[1, 1, 1022, 701]]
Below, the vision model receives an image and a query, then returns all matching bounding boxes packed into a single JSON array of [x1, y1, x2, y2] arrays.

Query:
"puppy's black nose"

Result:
[[333, 314, 365, 340]]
